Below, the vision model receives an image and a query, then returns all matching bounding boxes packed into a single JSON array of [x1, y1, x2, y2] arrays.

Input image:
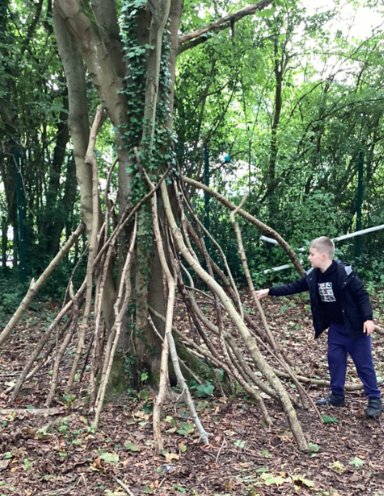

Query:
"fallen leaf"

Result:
[[124, 441, 140, 452], [100, 452, 119, 464], [164, 452, 179, 463]]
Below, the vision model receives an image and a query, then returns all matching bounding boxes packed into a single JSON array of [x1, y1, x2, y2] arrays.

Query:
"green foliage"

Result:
[[308, 442, 321, 453], [124, 441, 140, 452], [192, 382, 214, 397], [0, 0, 83, 281], [349, 456, 365, 467], [177, 422, 195, 436], [99, 452, 119, 464], [174, 0, 384, 286], [321, 414, 339, 424], [0, 275, 26, 325]]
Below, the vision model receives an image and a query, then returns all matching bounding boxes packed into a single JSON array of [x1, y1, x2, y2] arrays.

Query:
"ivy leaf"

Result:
[[349, 456, 365, 467], [177, 422, 195, 436], [124, 442, 140, 452], [308, 442, 321, 452], [321, 414, 339, 424], [255, 466, 269, 473], [99, 452, 119, 464], [234, 440, 247, 448], [261, 449, 271, 458], [258, 472, 289, 486], [142, 486, 154, 494], [195, 383, 214, 397]]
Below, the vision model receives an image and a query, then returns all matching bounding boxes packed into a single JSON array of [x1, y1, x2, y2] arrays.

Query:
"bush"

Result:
[[0, 275, 27, 326]]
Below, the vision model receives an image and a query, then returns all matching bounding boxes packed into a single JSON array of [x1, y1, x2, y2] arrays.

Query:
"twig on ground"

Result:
[[0, 408, 61, 416], [215, 437, 227, 463], [111, 475, 135, 496]]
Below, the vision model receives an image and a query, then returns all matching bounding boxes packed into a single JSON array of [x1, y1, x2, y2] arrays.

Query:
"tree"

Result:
[[0, 0, 78, 275]]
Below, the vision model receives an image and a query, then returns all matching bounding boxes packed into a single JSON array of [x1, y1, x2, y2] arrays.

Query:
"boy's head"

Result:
[[308, 236, 335, 270]]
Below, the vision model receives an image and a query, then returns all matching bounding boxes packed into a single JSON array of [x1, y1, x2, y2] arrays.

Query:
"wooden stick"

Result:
[[66, 106, 105, 393], [182, 175, 304, 276], [11, 278, 86, 401], [0, 222, 84, 348], [94, 217, 137, 427], [111, 475, 135, 496], [0, 408, 61, 416]]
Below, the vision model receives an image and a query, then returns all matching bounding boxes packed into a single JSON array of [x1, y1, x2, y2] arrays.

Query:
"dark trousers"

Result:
[[327, 322, 381, 398]]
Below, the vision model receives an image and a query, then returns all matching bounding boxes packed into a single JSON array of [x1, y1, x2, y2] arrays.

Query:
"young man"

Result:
[[255, 236, 382, 418]]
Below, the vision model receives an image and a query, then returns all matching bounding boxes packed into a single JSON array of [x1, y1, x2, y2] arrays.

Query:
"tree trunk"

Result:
[[53, 0, 184, 382]]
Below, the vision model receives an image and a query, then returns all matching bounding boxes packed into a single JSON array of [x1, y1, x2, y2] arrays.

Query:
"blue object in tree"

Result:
[[355, 150, 364, 262], [204, 146, 210, 255], [14, 145, 26, 283]]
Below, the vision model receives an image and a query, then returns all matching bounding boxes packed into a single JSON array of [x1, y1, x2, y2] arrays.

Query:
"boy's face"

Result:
[[308, 247, 327, 268]]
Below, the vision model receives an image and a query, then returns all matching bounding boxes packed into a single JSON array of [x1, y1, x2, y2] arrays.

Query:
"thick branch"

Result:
[[66, 107, 104, 392], [143, 0, 171, 149], [178, 0, 274, 54], [55, 0, 126, 127], [90, 0, 125, 78]]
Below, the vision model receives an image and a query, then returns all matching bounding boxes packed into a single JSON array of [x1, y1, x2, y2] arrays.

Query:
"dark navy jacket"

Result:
[[269, 260, 373, 339]]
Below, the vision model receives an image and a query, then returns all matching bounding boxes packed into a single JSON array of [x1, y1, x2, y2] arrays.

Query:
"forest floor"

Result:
[[1, 294, 384, 496]]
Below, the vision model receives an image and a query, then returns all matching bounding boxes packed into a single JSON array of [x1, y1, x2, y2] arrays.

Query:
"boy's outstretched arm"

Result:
[[254, 289, 270, 299], [254, 276, 308, 300]]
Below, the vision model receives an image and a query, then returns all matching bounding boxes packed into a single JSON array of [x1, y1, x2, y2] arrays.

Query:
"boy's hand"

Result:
[[254, 289, 269, 300], [363, 320, 375, 336]]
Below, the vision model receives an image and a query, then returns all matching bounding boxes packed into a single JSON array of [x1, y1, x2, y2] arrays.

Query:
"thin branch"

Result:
[[94, 217, 138, 426], [182, 175, 304, 276], [0, 222, 85, 348], [11, 278, 87, 401], [111, 475, 135, 496]]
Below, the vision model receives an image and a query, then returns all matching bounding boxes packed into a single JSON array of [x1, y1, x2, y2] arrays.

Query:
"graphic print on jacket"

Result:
[[316, 261, 343, 325], [318, 282, 336, 303]]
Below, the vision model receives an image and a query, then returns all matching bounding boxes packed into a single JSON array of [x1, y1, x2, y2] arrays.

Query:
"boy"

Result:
[[255, 236, 382, 418]]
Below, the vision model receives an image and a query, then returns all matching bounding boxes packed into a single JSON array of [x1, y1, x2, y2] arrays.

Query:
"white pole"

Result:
[[263, 262, 303, 274], [261, 224, 384, 274], [260, 235, 278, 245], [332, 224, 384, 242]]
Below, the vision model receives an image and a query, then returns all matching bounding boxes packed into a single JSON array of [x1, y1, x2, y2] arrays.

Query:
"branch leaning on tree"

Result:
[[160, 177, 308, 451], [178, 0, 275, 54], [182, 175, 305, 276], [66, 106, 105, 393], [0, 222, 85, 349], [137, 160, 211, 451]]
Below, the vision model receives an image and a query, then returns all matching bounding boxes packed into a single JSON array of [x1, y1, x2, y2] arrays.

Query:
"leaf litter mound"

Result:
[[1, 296, 384, 496]]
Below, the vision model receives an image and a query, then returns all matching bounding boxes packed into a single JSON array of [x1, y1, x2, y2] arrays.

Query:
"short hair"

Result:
[[310, 236, 335, 258]]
